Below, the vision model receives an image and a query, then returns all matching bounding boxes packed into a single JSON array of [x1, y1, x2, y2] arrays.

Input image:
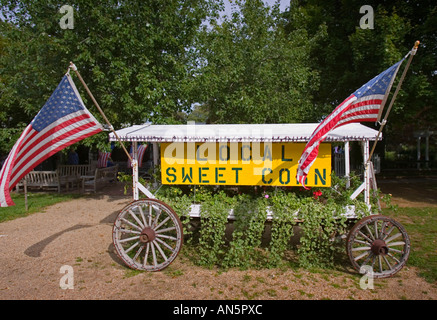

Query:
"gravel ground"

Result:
[[0, 181, 436, 300]]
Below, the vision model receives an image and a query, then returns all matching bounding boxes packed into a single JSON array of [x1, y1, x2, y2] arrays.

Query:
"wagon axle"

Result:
[[371, 239, 389, 256], [140, 227, 156, 243]]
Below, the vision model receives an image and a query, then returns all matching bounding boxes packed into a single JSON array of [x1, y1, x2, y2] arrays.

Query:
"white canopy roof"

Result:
[[109, 123, 381, 143]]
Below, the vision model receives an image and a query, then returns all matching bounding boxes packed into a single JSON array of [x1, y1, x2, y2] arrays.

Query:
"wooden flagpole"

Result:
[[68, 62, 133, 163], [368, 40, 420, 162], [24, 176, 28, 211]]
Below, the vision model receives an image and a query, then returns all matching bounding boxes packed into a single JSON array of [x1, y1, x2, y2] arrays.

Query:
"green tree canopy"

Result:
[[1, 0, 436, 156], [283, 0, 437, 147], [0, 0, 221, 153], [188, 0, 326, 124]]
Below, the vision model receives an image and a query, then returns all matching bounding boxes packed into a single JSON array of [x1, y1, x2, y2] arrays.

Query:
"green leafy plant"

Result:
[[296, 198, 345, 268], [155, 185, 193, 240], [268, 190, 300, 267], [146, 173, 385, 270], [222, 195, 268, 269], [197, 190, 235, 267]]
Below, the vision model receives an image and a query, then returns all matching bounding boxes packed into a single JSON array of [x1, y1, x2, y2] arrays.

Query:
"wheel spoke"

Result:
[[133, 246, 144, 261], [361, 252, 374, 268], [129, 209, 144, 229], [148, 204, 153, 226], [365, 224, 375, 241], [119, 229, 141, 235], [119, 235, 140, 243], [388, 248, 403, 254], [155, 226, 177, 234], [378, 256, 383, 273], [385, 232, 402, 244], [153, 240, 168, 261], [125, 241, 140, 254], [374, 221, 379, 240], [352, 246, 371, 252], [370, 254, 377, 269], [121, 217, 142, 232], [155, 237, 175, 251], [151, 241, 158, 267], [156, 233, 178, 241], [353, 239, 371, 246], [379, 221, 387, 238], [155, 216, 171, 231], [388, 241, 405, 247], [143, 243, 150, 268], [383, 255, 393, 270], [383, 225, 395, 240], [387, 253, 401, 264], [152, 207, 161, 228], [354, 251, 370, 261], [358, 231, 373, 244], [138, 205, 148, 227]]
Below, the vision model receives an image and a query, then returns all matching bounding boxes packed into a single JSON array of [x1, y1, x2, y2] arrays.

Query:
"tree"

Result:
[[283, 0, 437, 156], [0, 0, 221, 153], [187, 0, 326, 124]]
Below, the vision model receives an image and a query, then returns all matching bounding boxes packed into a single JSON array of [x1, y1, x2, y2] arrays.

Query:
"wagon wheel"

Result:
[[346, 215, 410, 279], [112, 199, 183, 271]]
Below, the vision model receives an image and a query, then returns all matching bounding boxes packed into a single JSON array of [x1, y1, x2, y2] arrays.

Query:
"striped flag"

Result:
[[97, 151, 112, 168], [127, 144, 148, 168], [0, 73, 103, 207], [296, 59, 404, 188]]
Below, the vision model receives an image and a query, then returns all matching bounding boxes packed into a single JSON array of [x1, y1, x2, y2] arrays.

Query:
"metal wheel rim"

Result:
[[112, 199, 183, 271], [346, 215, 410, 279]]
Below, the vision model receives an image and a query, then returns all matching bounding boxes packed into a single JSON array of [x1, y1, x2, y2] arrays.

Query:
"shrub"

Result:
[[148, 173, 381, 270]]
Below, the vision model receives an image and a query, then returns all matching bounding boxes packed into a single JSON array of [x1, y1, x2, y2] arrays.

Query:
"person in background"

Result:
[[67, 148, 79, 165]]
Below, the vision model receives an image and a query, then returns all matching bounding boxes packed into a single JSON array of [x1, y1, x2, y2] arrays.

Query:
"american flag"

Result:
[[296, 59, 404, 188], [97, 151, 112, 168], [127, 144, 148, 168], [0, 74, 103, 207]]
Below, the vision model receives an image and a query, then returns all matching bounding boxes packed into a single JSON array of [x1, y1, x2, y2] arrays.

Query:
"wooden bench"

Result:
[[82, 165, 119, 193], [16, 171, 61, 193], [58, 164, 95, 190]]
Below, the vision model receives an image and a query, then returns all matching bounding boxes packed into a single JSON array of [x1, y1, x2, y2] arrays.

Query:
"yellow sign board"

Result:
[[161, 142, 331, 187]]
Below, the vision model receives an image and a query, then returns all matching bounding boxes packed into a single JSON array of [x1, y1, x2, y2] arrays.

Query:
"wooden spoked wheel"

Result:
[[346, 215, 410, 278], [112, 199, 183, 271]]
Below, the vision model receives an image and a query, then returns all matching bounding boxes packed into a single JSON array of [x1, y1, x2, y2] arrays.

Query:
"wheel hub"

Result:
[[140, 227, 156, 243], [371, 239, 389, 256]]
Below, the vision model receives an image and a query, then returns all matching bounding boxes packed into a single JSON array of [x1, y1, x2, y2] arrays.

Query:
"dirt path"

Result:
[[1, 181, 436, 300]]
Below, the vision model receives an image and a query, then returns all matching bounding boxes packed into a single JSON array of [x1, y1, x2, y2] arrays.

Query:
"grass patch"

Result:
[[383, 206, 437, 283], [0, 192, 80, 223]]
